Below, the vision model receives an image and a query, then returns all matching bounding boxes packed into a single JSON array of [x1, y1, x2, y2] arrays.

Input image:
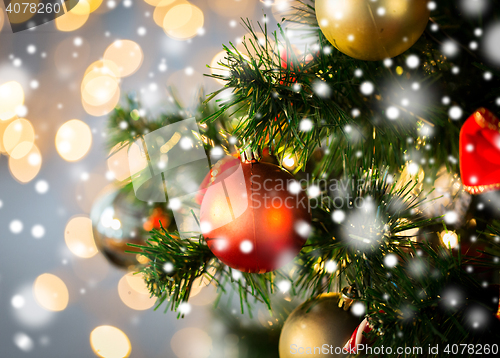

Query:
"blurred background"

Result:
[[0, 1, 294, 356]]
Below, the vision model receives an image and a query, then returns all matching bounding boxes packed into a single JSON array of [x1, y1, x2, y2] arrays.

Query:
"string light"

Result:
[[440, 230, 459, 249]]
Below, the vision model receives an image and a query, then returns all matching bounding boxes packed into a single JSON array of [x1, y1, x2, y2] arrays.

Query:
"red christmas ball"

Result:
[[200, 160, 311, 273]]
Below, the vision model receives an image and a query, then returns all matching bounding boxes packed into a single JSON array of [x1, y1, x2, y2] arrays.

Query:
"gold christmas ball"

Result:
[[315, 0, 430, 61], [279, 293, 361, 357], [90, 188, 173, 269]]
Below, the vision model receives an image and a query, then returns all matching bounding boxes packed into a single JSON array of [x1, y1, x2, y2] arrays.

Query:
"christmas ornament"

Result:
[[460, 108, 500, 194], [200, 153, 311, 273], [315, 0, 430, 61], [90, 188, 173, 269], [278, 293, 360, 358], [343, 317, 372, 354], [423, 165, 471, 224], [196, 155, 241, 205]]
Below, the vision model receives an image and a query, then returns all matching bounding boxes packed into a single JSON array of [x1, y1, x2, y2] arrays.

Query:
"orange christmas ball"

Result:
[[200, 160, 311, 273]]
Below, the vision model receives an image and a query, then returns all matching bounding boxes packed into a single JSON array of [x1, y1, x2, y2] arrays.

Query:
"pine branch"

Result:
[[133, 225, 297, 317]]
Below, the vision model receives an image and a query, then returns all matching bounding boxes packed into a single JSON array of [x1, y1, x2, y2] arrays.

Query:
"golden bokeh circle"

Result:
[[153, 0, 188, 27], [8, 144, 42, 183], [103, 40, 144, 77], [87, 0, 104, 13], [90, 326, 131, 358], [55, 1, 90, 32], [207, 0, 253, 18], [84, 60, 121, 79], [3, 118, 35, 159], [82, 87, 121, 116], [65, 216, 98, 258], [82, 75, 120, 107], [55, 119, 92, 161], [118, 272, 156, 311], [33, 273, 69, 312], [0, 81, 25, 121], [162, 3, 204, 40], [0, 118, 14, 154]]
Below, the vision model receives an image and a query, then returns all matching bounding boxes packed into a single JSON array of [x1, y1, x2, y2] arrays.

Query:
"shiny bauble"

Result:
[[279, 293, 361, 358], [315, 0, 430, 61], [200, 160, 311, 273], [91, 188, 172, 269]]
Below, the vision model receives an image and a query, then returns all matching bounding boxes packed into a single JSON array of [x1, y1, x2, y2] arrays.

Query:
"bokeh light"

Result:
[[118, 272, 156, 310], [153, 0, 189, 27], [55, 0, 91, 32], [208, 0, 253, 18], [55, 119, 92, 161], [82, 87, 121, 116], [81, 60, 122, 115], [8, 144, 42, 183], [33, 273, 69, 312], [0, 118, 14, 154], [3, 118, 35, 159], [171, 328, 212, 358], [84, 60, 121, 80], [90, 326, 131, 358], [103, 40, 143, 77], [0, 81, 24, 121], [82, 74, 120, 107], [162, 3, 204, 40], [65, 216, 98, 258], [87, 0, 104, 12]]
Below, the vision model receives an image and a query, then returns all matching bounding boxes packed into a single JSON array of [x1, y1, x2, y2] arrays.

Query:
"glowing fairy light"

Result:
[[440, 230, 459, 249]]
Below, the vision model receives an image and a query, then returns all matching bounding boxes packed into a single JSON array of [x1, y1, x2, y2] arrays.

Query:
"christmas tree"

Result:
[[102, 1, 500, 356]]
